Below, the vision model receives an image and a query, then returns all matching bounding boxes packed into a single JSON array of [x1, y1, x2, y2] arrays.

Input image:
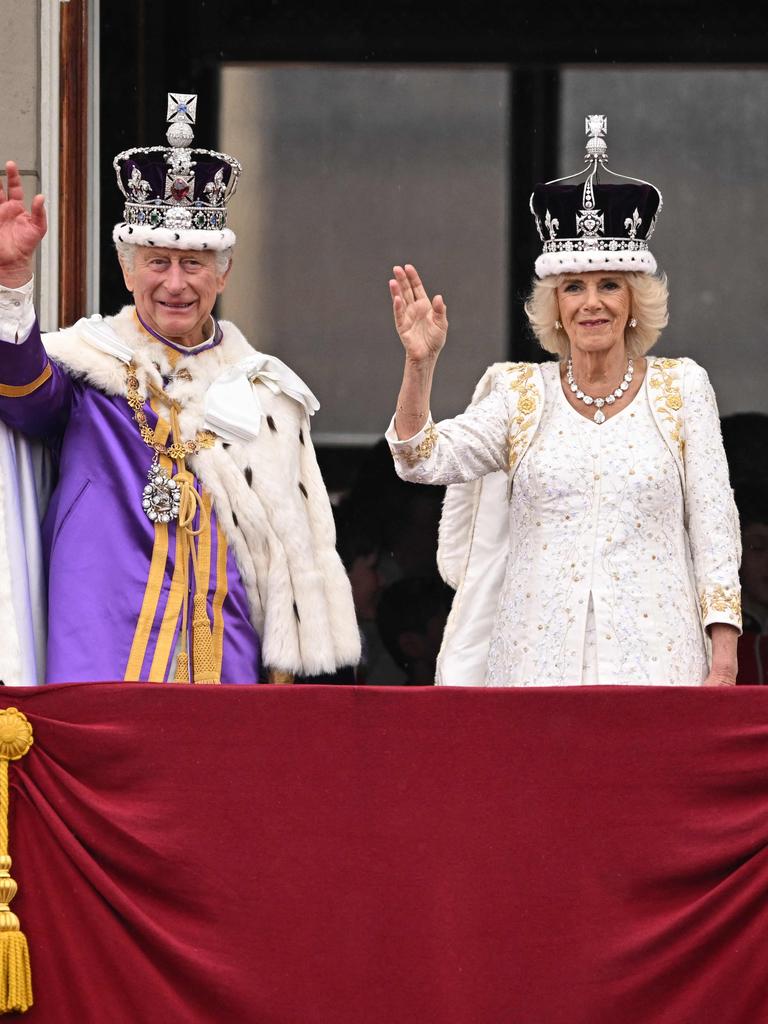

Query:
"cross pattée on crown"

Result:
[[585, 114, 607, 140], [584, 114, 608, 166], [167, 93, 198, 125]]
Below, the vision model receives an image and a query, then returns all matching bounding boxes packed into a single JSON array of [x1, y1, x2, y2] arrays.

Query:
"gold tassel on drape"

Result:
[[0, 708, 34, 1013]]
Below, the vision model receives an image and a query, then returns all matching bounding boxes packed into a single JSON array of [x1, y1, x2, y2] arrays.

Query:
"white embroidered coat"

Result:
[[387, 357, 741, 686]]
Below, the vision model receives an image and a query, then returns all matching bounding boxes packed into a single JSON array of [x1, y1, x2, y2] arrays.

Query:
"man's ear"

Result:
[[119, 257, 134, 294], [217, 255, 233, 294]]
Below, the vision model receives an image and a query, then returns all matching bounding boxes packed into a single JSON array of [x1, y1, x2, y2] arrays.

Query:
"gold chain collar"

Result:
[[125, 362, 216, 459]]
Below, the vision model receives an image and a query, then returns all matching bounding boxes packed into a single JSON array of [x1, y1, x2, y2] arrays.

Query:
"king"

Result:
[[0, 93, 360, 685]]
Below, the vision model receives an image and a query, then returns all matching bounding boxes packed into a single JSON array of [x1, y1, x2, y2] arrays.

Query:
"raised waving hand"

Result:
[[0, 161, 47, 287], [389, 264, 448, 364], [390, 264, 448, 439]]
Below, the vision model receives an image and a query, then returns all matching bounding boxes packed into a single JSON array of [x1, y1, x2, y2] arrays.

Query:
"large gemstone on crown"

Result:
[[170, 177, 191, 202], [165, 207, 193, 230]]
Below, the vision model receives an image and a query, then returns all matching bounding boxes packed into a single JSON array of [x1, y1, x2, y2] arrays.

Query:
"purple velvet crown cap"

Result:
[[118, 156, 235, 206], [112, 91, 242, 252], [530, 114, 663, 278]]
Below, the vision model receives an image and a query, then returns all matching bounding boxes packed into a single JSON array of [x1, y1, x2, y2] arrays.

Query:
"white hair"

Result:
[[115, 240, 233, 275]]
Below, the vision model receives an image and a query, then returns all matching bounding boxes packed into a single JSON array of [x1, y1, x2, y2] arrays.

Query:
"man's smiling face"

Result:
[[120, 246, 230, 347]]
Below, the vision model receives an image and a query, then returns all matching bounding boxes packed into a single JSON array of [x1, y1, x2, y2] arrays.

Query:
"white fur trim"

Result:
[[42, 308, 360, 676], [112, 223, 237, 252], [535, 249, 657, 278]]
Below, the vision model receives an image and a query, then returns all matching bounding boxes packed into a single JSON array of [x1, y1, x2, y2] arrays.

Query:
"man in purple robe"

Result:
[[0, 93, 359, 685]]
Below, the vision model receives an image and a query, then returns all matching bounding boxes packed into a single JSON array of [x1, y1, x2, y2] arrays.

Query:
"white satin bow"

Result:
[[203, 354, 320, 444]]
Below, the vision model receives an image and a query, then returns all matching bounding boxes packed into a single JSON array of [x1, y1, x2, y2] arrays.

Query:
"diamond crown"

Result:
[[529, 113, 663, 267], [113, 92, 242, 234]]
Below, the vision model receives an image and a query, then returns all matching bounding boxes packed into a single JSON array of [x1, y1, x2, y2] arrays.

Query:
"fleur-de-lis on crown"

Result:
[[203, 168, 227, 207], [544, 210, 559, 240], [127, 166, 152, 202], [624, 208, 642, 239]]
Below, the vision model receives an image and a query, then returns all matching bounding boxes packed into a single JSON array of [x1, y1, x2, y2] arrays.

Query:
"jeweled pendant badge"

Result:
[[142, 459, 181, 524]]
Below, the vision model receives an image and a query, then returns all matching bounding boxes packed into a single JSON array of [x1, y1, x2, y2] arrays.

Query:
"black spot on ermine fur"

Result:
[[267, 415, 276, 432], [298, 482, 308, 499], [245, 467, 253, 487]]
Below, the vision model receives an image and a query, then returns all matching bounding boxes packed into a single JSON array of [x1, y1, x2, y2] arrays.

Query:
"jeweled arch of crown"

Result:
[[113, 92, 242, 233]]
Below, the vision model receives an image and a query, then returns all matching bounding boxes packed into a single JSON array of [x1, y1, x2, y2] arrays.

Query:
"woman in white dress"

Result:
[[386, 116, 741, 687]]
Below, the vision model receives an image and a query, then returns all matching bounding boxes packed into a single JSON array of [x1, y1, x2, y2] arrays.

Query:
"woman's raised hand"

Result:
[[389, 264, 448, 364], [0, 161, 47, 287]]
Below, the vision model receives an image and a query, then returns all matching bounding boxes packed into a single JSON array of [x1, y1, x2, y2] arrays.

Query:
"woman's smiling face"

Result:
[[556, 272, 631, 355]]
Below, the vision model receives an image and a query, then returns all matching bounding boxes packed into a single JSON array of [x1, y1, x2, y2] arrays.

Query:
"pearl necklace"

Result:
[[565, 356, 634, 424]]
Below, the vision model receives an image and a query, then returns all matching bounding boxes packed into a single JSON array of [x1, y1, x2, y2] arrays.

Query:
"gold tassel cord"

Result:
[[167, 403, 220, 685], [191, 593, 219, 684], [0, 709, 34, 1014]]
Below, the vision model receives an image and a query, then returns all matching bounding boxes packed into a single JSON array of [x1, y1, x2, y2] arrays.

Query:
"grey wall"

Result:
[[0, 1, 40, 236], [561, 68, 768, 417], [219, 65, 510, 441]]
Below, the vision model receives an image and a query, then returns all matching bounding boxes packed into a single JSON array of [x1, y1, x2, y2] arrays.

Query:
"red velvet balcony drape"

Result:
[[1, 684, 767, 1023]]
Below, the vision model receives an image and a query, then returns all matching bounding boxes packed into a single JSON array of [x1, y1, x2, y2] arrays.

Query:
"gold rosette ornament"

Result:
[[0, 708, 33, 1014]]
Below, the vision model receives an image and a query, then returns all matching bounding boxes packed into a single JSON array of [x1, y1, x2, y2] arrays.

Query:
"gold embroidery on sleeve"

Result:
[[394, 423, 439, 468], [506, 363, 538, 469], [648, 357, 685, 458], [700, 585, 742, 623]]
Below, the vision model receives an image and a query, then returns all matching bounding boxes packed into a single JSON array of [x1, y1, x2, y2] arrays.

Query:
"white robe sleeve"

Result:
[[682, 360, 742, 631], [385, 372, 512, 485], [0, 423, 48, 684], [0, 279, 36, 344]]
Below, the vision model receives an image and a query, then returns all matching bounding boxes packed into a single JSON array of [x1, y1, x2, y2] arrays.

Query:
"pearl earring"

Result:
[[555, 320, 563, 331], [629, 317, 638, 328]]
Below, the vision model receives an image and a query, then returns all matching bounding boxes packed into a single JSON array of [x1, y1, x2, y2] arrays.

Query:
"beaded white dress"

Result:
[[387, 358, 741, 687], [485, 370, 708, 685]]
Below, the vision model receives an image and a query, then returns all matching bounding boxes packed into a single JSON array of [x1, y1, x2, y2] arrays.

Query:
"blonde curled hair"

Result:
[[524, 271, 669, 359]]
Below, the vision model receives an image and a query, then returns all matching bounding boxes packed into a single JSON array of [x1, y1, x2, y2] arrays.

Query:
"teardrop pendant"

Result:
[[565, 355, 634, 426]]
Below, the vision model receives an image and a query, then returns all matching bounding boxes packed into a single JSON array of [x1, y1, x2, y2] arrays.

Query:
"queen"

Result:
[[386, 115, 741, 687]]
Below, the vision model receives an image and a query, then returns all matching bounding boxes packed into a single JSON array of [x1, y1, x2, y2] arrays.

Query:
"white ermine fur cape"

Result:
[[43, 305, 361, 676]]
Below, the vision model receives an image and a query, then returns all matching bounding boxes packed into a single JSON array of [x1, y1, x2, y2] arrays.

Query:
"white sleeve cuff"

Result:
[[700, 585, 742, 633], [386, 413, 439, 470], [384, 412, 433, 446], [0, 277, 36, 344]]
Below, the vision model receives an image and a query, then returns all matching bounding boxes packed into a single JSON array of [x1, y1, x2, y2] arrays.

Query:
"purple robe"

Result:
[[0, 320, 261, 683]]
